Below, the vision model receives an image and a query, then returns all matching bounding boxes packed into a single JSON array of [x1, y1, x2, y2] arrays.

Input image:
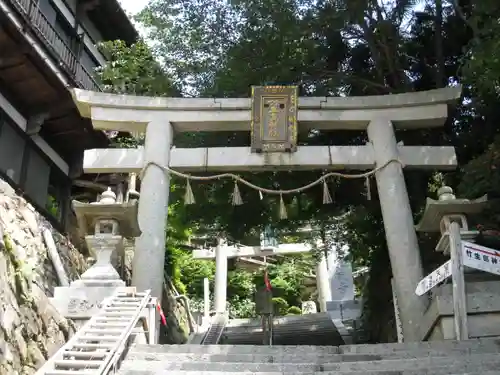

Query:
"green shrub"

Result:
[[272, 297, 289, 315], [287, 306, 301, 315]]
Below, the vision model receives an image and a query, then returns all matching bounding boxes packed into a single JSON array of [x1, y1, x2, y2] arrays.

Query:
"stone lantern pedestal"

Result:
[[50, 188, 143, 329], [415, 186, 500, 341]]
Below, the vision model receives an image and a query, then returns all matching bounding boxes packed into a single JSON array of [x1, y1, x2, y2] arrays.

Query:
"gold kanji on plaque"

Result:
[[250, 85, 298, 153]]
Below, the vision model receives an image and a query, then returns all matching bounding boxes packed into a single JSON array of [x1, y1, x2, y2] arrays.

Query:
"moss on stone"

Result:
[[2, 234, 33, 306]]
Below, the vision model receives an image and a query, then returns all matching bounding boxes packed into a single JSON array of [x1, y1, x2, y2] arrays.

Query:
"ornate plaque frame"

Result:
[[251, 85, 298, 153]]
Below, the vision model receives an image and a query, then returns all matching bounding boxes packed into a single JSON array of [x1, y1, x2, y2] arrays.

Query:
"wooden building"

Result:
[[0, 0, 138, 230]]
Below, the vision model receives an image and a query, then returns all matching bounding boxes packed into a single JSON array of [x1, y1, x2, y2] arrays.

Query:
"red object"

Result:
[[157, 303, 167, 326], [264, 269, 272, 291]]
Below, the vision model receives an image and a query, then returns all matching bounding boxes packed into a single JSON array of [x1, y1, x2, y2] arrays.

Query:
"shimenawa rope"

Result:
[[139, 158, 404, 219]]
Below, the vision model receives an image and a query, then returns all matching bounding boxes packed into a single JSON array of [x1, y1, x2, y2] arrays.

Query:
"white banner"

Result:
[[462, 241, 500, 276], [415, 260, 452, 296]]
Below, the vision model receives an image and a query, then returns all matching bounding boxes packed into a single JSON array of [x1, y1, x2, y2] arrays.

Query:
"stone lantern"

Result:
[[415, 186, 494, 342], [416, 186, 487, 253], [72, 187, 141, 286], [50, 187, 141, 327]]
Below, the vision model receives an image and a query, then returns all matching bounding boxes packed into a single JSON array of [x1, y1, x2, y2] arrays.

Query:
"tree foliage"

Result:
[[97, 40, 179, 96], [461, 1, 500, 95], [96, 0, 500, 341]]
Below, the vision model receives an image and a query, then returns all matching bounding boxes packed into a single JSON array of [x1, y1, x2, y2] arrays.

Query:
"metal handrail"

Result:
[[34, 289, 151, 375], [7, 0, 101, 91], [201, 313, 227, 345]]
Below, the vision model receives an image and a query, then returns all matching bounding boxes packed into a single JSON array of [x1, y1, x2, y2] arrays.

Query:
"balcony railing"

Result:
[[7, 0, 101, 92]]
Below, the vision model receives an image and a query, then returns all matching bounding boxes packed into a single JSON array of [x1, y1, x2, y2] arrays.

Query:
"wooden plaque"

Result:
[[251, 85, 298, 153]]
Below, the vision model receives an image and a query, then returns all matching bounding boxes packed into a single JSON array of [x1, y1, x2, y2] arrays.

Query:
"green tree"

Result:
[[97, 40, 179, 96], [461, 0, 500, 95]]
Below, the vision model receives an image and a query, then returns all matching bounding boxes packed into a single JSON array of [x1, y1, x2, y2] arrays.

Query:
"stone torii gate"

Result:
[[72, 85, 460, 342], [193, 241, 318, 313], [193, 236, 345, 315]]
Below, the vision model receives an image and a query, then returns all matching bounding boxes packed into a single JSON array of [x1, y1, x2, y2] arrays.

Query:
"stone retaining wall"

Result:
[[0, 178, 87, 375]]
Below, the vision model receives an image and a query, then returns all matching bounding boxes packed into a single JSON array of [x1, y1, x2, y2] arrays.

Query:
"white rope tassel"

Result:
[[279, 194, 288, 220], [232, 181, 243, 206], [322, 179, 333, 204], [139, 159, 402, 201], [365, 176, 372, 201], [184, 179, 195, 205]]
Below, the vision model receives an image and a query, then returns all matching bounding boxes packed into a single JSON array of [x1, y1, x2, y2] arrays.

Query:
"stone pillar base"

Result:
[[50, 285, 125, 319], [421, 278, 500, 340]]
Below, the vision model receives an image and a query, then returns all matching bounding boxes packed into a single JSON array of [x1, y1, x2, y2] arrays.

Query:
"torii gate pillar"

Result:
[[132, 121, 173, 299], [368, 119, 425, 340], [214, 241, 229, 313], [316, 251, 332, 312]]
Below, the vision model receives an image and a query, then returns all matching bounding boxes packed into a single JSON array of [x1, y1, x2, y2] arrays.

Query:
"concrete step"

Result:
[[125, 351, 382, 363], [117, 370, 500, 375], [339, 337, 500, 355], [118, 353, 500, 373], [129, 338, 500, 359], [130, 344, 340, 355]]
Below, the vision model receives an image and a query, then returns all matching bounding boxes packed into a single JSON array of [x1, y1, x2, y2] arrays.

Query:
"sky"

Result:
[[119, 0, 427, 21], [119, 0, 147, 17]]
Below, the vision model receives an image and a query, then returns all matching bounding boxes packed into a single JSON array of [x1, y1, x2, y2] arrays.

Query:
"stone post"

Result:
[[447, 215, 468, 340], [367, 119, 424, 341], [391, 278, 404, 343], [148, 301, 158, 344], [430, 188, 468, 340], [126, 173, 140, 202], [327, 248, 355, 302], [204, 277, 210, 320], [316, 252, 332, 312], [133, 121, 173, 300], [214, 241, 228, 313]]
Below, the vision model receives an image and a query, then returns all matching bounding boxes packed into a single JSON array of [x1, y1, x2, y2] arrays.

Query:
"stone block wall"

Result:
[[0, 178, 87, 375]]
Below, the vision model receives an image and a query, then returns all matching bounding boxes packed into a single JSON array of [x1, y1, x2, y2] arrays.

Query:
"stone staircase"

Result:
[[117, 338, 500, 374]]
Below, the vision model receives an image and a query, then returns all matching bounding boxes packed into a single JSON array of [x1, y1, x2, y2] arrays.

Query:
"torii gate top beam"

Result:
[[71, 86, 462, 133], [192, 243, 313, 259]]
